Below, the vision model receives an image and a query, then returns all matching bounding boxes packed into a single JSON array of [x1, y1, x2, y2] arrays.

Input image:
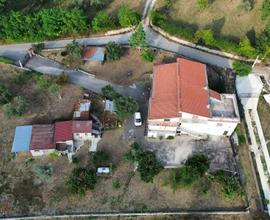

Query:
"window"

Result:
[[164, 118, 170, 122]]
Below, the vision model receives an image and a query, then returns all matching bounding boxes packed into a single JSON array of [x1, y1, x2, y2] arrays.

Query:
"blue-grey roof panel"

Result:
[[90, 47, 105, 62], [11, 126, 32, 152]]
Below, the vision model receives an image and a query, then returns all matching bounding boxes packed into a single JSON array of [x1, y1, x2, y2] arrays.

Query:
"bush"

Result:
[[238, 36, 257, 58], [106, 41, 122, 62], [166, 135, 174, 140], [118, 5, 141, 27], [36, 75, 51, 90], [66, 167, 97, 195], [232, 61, 252, 76], [125, 142, 163, 183], [32, 164, 53, 181], [0, 84, 13, 105], [113, 178, 121, 189], [164, 154, 209, 190], [239, 0, 252, 12], [48, 83, 60, 96], [93, 151, 110, 166], [102, 85, 138, 121], [72, 156, 79, 164], [32, 43, 44, 54], [141, 48, 154, 62], [214, 171, 242, 199], [261, 0, 270, 20], [196, 0, 209, 10], [92, 11, 115, 32], [3, 96, 28, 117], [48, 150, 59, 159], [195, 29, 215, 46]]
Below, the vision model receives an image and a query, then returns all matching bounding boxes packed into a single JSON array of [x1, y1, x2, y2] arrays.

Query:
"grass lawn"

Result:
[[155, 0, 266, 43]]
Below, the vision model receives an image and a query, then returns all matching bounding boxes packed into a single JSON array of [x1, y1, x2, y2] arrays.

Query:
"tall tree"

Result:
[[129, 24, 147, 49]]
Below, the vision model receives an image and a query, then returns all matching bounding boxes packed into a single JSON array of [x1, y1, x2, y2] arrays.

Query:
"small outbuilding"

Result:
[[12, 126, 33, 153], [83, 46, 105, 63]]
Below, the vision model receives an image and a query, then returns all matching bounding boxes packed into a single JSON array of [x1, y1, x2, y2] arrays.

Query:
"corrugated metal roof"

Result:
[[83, 47, 105, 62], [12, 126, 32, 152], [30, 124, 55, 150]]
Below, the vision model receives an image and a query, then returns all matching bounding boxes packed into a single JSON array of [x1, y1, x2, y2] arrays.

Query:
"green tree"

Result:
[[92, 11, 115, 32], [195, 29, 215, 46], [197, 0, 209, 10], [141, 48, 154, 62], [129, 24, 147, 49], [105, 41, 122, 62], [89, 0, 108, 7], [118, 5, 141, 27], [66, 167, 97, 195], [64, 40, 82, 67], [239, 36, 256, 58], [125, 143, 163, 183], [4, 96, 28, 117], [232, 61, 252, 76], [257, 27, 270, 59]]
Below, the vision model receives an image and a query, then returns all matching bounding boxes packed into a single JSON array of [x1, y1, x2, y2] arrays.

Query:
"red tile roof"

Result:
[[54, 120, 92, 143], [72, 121, 92, 133], [149, 58, 211, 120], [54, 121, 73, 142], [30, 124, 55, 150], [209, 89, 221, 100]]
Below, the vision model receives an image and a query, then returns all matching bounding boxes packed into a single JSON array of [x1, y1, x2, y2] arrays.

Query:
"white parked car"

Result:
[[134, 112, 142, 127], [97, 167, 110, 174]]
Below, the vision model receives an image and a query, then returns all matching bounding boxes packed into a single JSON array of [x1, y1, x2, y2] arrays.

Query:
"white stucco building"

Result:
[[147, 58, 240, 138]]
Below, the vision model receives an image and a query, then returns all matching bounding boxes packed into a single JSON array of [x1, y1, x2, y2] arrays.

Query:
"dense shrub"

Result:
[[105, 41, 122, 62], [232, 61, 252, 76], [93, 150, 110, 166], [92, 11, 115, 32], [195, 29, 215, 46], [196, 0, 209, 10], [214, 171, 242, 199], [141, 48, 154, 62], [0, 8, 87, 42], [118, 5, 141, 27], [32, 43, 44, 54], [66, 167, 97, 195], [3, 96, 28, 117], [0, 84, 13, 105], [261, 0, 270, 20], [164, 154, 209, 190], [63, 40, 82, 67], [124, 142, 163, 183], [102, 85, 138, 121], [257, 26, 270, 59]]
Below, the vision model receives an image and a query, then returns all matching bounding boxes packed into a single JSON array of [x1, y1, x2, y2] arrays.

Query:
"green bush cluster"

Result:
[[66, 167, 97, 195], [118, 5, 141, 27], [163, 154, 209, 191], [124, 142, 163, 183], [101, 85, 138, 121], [151, 10, 257, 59], [0, 56, 16, 65], [0, 8, 87, 42], [214, 170, 243, 199], [196, 0, 209, 10], [105, 41, 122, 62], [232, 61, 252, 76], [261, 0, 270, 20]]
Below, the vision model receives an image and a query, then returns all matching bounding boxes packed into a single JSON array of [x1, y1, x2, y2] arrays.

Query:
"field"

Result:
[[155, 0, 267, 43], [41, 48, 177, 85], [0, 62, 250, 217]]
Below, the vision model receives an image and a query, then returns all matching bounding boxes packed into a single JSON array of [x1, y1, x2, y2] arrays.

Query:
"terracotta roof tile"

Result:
[[209, 89, 221, 100], [149, 58, 211, 120]]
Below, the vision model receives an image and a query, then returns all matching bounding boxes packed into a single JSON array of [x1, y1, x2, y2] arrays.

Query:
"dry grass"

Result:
[[155, 0, 266, 42], [41, 48, 177, 85]]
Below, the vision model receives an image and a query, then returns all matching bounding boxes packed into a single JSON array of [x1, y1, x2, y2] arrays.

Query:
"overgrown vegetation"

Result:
[[118, 5, 141, 27], [63, 40, 82, 68], [0, 8, 87, 42], [32, 43, 45, 54], [261, 0, 270, 20], [66, 167, 97, 195], [123, 142, 163, 183], [3, 96, 28, 117], [92, 11, 116, 32], [196, 0, 209, 10], [214, 171, 243, 199], [101, 85, 138, 121], [232, 61, 252, 76], [0, 56, 15, 65], [105, 41, 122, 62], [151, 10, 258, 59], [164, 154, 209, 191]]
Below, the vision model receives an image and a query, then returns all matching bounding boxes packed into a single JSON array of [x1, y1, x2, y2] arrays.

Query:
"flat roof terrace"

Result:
[[210, 94, 239, 118]]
